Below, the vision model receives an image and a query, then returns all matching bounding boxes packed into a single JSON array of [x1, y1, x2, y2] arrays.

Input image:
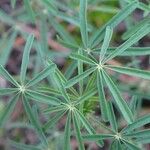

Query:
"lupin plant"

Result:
[[0, 0, 150, 150]]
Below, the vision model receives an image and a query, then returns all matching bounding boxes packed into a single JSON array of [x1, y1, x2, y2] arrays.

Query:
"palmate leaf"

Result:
[[106, 65, 150, 80], [80, 0, 88, 48], [65, 67, 96, 88], [97, 70, 108, 121], [11, 0, 17, 9], [73, 112, 85, 150], [103, 23, 150, 63], [0, 65, 19, 87], [121, 114, 150, 133], [26, 63, 56, 87], [22, 95, 48, 147], [0, 94, 19, 128], [20, 34, 34, 84], [63, 112, 71, 150], [102, 70, 134, 124], [90, 0, 138, 47]]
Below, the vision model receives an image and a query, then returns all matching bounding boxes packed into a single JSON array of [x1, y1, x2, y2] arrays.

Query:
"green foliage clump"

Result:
[[0, 0, 150, 149]]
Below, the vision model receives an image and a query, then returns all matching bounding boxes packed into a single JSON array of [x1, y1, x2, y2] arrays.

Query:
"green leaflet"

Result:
[[26, 90, 60, 105], [102, 70, 134, 124], [107, 101, 118, 132], [75, 87, 97, 105], [43, 105, 66, 114], [93, 47, 150, 56], [83, 134, 114, 141], [70, 53, 97, 65], [122, 18, 150, 40], [80, 0, 88, 48], [100, 26, 113, 62], [124, 129, 150, 138], [22, 96, 48, 147], [121, 114, 150, 133], [65, 67, 96, 88], [53, 71, 70, 103], [63, 112, 71, 150], [106, 65, 150, 80], [73, 112, 85, 150], [0, 94, 19, 128], [43, 110, 66, 131], [26, 63, 56, 87], [23, 0, 35, 23], [122, 139, 140, 150], [64, 60, 77, 79], [20, 34, 34, 84], [103, 23, 150, 63], [0, 31, 17, 66], [97, 70, 108, 121], [90, 1, 138, 47], [0, 65, 19, 87], [49, 17, 77, 45], [0, 88, 18, 95]]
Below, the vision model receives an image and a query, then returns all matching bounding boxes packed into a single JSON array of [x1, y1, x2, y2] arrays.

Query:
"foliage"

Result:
[[0, 0, 150, 149]]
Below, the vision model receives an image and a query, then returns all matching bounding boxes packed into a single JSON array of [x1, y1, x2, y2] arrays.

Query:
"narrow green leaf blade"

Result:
[[0, 94, 19, 128], [63, 112, 71, 150], [26, 90, 60, 105], [100, 26, 113, 61], [65, 67, 96, 88], [102, 70, 133, 124], [90, 1, 138, 47], [22, 96, 48, 147], [73, 112, 85, 150], [0, 65, 19, 87], [83, 134, 114, 141], [107, 101, 118, 132], [26, 64, 56, 87], [44, 110, 66, 131], [0, 88, 17, 95], [97, 70, 108, 121], [103, 23, 150, 63], [106, 65, 150, 80], [80, 0, 88, 48], [70, 53, 97, 65], [23, 0, 35, 23], [122, 114, 150, 133], [20, 34, 34, 84]]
